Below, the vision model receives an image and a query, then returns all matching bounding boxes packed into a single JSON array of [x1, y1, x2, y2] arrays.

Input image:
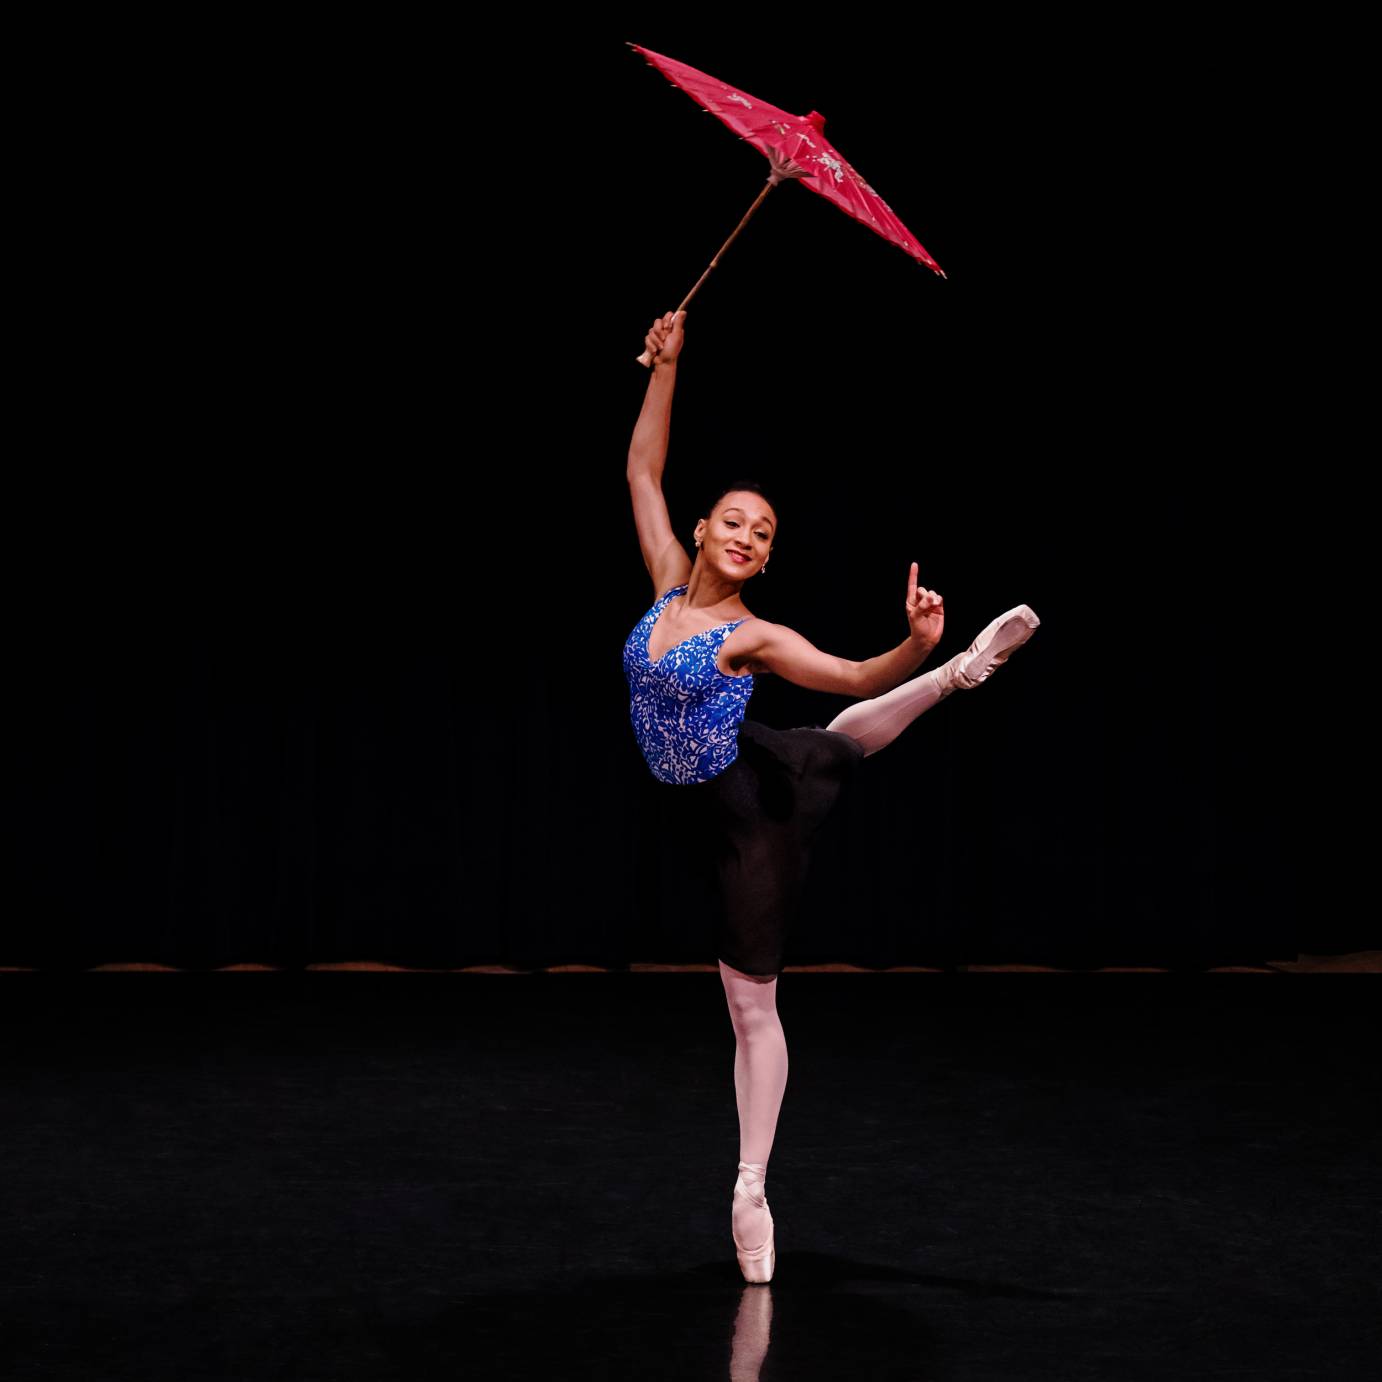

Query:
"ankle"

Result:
[[736, 1160, 769, 1205]]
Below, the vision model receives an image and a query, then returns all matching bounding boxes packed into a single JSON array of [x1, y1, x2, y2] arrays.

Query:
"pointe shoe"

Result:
[[941, 604, 1041, 693], [732, 1160, 776, 1284]]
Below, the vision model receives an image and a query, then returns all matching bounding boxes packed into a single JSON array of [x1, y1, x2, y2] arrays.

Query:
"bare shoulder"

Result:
[[650, 548, 693, 602], [720, 614, 776, 677]]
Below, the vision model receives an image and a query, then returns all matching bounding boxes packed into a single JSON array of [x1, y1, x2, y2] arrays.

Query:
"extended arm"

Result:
[[735, 621, 937, 697], [731, 564, 944, 697]]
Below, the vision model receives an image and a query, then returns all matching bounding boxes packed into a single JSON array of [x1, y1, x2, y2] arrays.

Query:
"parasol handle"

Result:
[[637, 172, 789, 367], [635, 280, 703, 369]]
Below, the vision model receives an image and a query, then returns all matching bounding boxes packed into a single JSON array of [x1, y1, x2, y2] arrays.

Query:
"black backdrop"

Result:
[[6, 18, 1325, 969]]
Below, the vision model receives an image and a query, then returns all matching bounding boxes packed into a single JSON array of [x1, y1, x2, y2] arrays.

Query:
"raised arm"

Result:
[[627, 312, 692, 600]]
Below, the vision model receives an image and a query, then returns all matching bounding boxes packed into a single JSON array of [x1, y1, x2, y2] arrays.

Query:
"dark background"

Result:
[[6, 18, 1328, 969]]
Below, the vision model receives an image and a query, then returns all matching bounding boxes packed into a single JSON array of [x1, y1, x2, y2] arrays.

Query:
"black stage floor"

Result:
[[2, 974, 1377, 1381]]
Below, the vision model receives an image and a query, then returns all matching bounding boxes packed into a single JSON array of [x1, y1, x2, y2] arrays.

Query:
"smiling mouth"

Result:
[[727, 551, 750, 564]]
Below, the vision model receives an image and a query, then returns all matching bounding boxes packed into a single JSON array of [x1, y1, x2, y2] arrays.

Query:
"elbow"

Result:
[[845, 659, 870, 698]]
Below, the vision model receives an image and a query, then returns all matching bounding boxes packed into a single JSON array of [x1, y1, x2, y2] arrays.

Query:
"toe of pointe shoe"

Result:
[[983, 604, 1041, 644], [957, 604, 1041, 686], [734, 1223, 775, 1283]]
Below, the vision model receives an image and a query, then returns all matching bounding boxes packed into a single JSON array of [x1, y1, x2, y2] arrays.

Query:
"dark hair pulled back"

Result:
[[701, 477, 781, 537]]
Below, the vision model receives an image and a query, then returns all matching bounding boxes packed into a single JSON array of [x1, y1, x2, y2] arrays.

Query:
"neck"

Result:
[[685, 562, 747, 611]]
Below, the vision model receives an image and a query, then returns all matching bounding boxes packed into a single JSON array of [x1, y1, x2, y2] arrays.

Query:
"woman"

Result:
[[623, 309, 1039, 1284]]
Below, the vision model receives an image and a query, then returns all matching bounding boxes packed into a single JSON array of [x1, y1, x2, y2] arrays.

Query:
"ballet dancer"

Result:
[[623, 310, 1039, 1283]]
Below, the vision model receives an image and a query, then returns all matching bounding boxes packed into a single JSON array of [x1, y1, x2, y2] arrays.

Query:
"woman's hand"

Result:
[[644, 310, 686, 366], [905, 562, 944, 650]]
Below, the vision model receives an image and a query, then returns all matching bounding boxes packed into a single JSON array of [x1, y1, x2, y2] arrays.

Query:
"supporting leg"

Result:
[[719, 958, 785, 1253]]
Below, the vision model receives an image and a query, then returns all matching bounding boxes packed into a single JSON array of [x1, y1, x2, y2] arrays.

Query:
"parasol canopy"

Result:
[[631, 44, 944, 269], [629, 43, 944, 365]]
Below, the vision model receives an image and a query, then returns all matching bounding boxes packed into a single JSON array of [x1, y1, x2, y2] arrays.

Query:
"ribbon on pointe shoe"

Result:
[[733, 1160, 775, 1281], [733, 1162, 772, 1249], [735, 1161, 769, 1209]]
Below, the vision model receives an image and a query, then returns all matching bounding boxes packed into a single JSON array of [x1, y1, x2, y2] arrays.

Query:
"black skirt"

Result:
[[678, 719, 866, 977]]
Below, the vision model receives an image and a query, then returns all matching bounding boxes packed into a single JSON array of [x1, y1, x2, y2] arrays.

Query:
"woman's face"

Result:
[[699, 492, 775, 578]]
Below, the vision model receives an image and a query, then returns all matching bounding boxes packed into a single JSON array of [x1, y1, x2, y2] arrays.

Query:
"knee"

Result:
[[720, 963, 781, 1032], [727, 1001, 782, 1043]]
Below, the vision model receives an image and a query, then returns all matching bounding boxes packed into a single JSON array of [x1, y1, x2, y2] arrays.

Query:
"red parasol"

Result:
[[629, 42, 945, 366]]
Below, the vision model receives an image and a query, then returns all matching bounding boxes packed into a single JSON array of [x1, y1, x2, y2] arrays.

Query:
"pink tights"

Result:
[[823, 655, 957, 755], [719, 957, 787, 1249]]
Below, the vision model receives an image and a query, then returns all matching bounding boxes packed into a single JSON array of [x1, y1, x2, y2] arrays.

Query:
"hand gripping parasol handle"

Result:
[[637, 153, 809, 367]]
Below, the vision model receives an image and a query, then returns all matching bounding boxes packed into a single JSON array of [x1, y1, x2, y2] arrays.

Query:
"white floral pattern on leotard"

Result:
[[622, 585, 755, 785]]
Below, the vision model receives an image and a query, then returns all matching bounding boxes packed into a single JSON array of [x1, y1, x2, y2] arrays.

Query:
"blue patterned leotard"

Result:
[[622, 584, 755, 784]]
